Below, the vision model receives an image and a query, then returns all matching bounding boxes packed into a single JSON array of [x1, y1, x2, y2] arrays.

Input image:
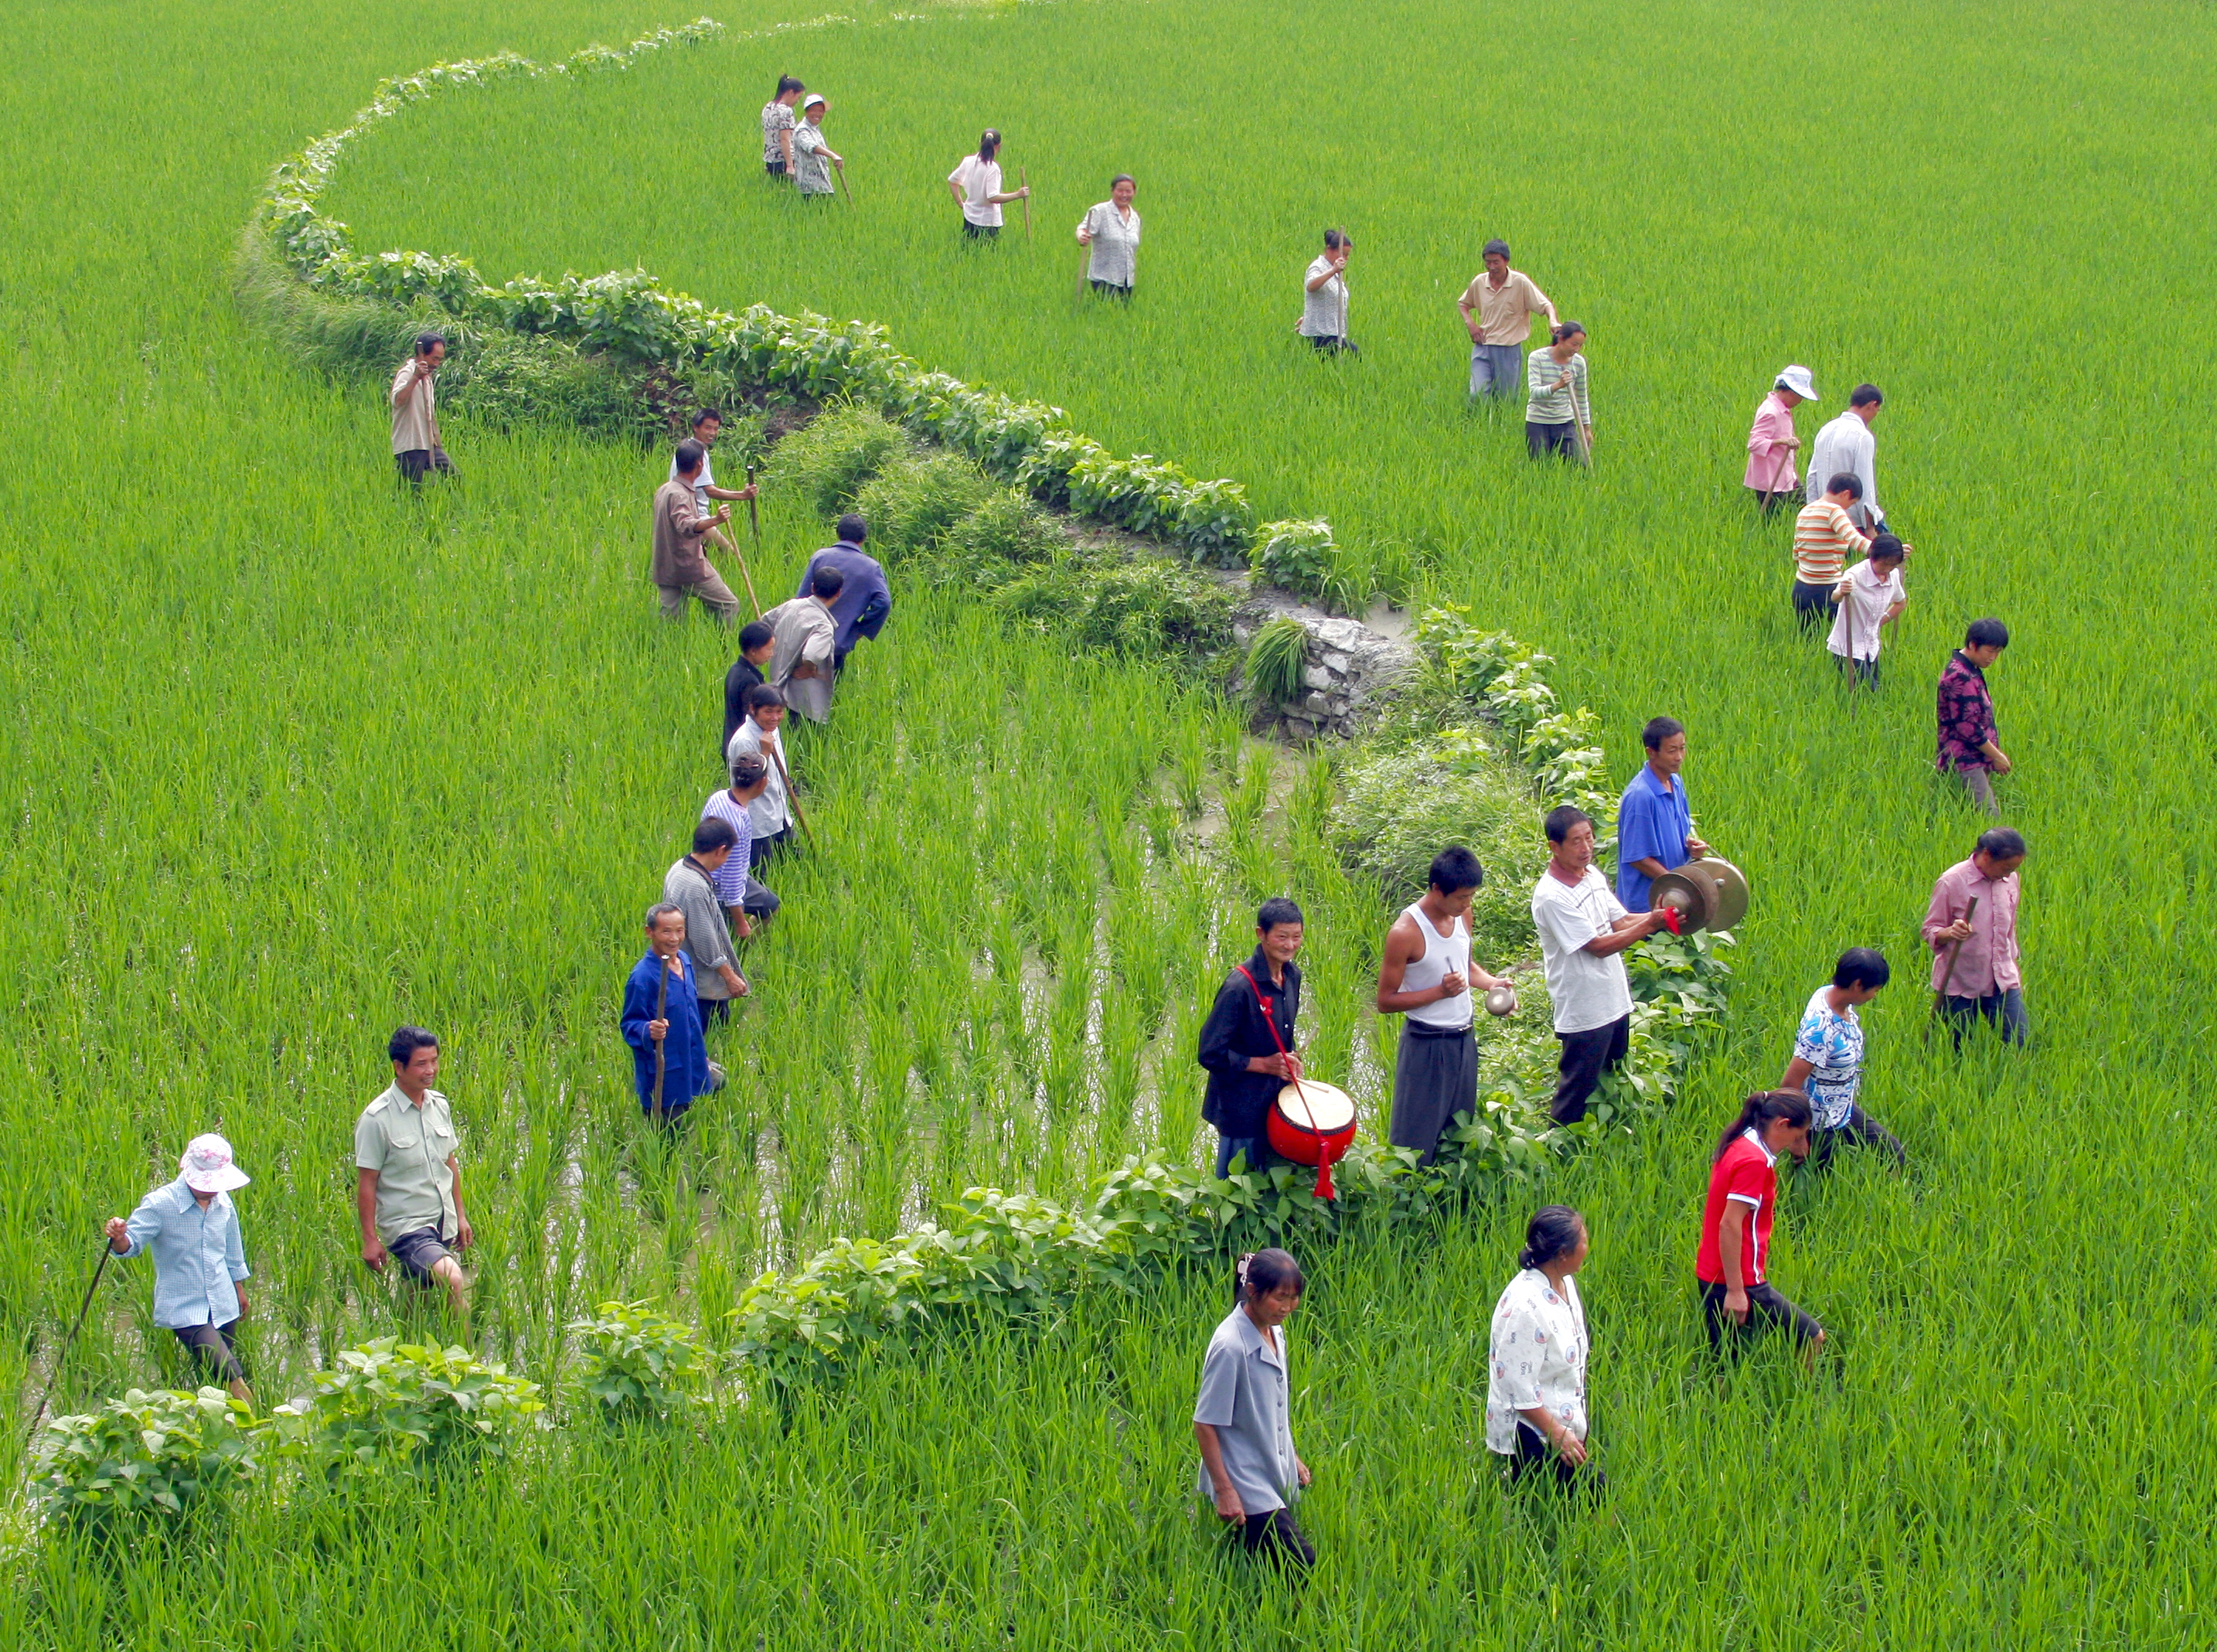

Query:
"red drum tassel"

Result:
[[1314, 1159, 1335, 1201]]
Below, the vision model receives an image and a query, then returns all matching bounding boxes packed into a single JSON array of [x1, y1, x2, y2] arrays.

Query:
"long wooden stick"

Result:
[[1020, 166, 1031, 242], [25, 1243, 111, 1449], [734, 463, 764, 618], [1929, 894, 1980, 1023], [835, 158, 853, 206], [768, 734, 815, 843], [651, 955, 671, 1119]]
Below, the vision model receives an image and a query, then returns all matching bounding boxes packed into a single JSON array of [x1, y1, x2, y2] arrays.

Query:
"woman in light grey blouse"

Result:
[[1297, 229, 1354, 355], [1075, 174, 1141, 296], [1526, 321, 1592, 463]]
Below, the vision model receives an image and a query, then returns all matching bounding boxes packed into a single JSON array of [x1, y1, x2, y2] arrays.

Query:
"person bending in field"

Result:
[[622, 904, 720, 1125], [356, 1027, 472, 1325], [663, 816, 751, 1029], [1487, 1206, 1600, 1492], [1614, 715, 1711, 914], [104, 1134, 255, 1404], [1525, 322, 1592, 462], [762, 563, 842, 723], [390, 332, 454, 485], [1378, 846, 1509, 1164], [792, 93, 841, 199], [672, 410, 758, 578], [1805, 383, 1886, 533], [797, 515, 892, 674], [1076, 175, 1140, 297], [1296, 230, 1355, 355], [1696, 1090, 1825, 1364], [701, 751, 780, 935], [1827, 533, 1909, 687], [1745, 364, 1817, 514], [723, 618, 775, 759], [653, 440, 739, 624], [946, 128, 1027, 240], [1934, 617, 2012, 815], [1778, 948, 1904, 1170], [727, 684, 795, 871], [1531, 807, 1673, 1124], [1790, 473, 1871, 632], [1194, 1248, 1316, 1569], [761, 74, 804, 179], [1922, 826, 2028, 1047], [1198, 898, 1306, 1178], [1458, 238, 1557, 400]]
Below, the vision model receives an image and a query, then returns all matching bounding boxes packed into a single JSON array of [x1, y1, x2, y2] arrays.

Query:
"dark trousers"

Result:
[[962, 221, 1000, 240], [834, 592, 893, 671], [1700, 1279, 1824, 1353], [1834, 652, 1880, 687], [1792, 580, 1835, 629], [173, 1320, 245, 1385], [396, 447, 455, 485], [751, 826, 793, 870], [1550, 1014, 1630, 1123], [1306, 335, 1358, 356], [1241, 1505, 1315, 1569], [1089, 279, 1132, 298], [700, 996, 733, 1028], [1504, 1419, 1606, 1494], [765, 161, 788, 177], [1810, 1105, 1905, 1170], [1751, 488, 1798, 516], [1942, 987, 2029, 1047], [1526, 420, 1581, 461], [1214, 1133, 1283, 1180], [1388, 1024, 1478, 1165]]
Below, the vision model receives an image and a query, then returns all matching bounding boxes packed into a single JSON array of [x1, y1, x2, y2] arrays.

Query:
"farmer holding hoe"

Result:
[[1525, 322, 1592, 462], [1297, 229, 1356, 355], [390, 331, 453, 485], [1457, 238, 1558, 400], [621, 903, 720, 1126], [1075, 175, 1141, 297], [727, 683, 796, 870], [652, 440, 740, 624], [1827, 533, 1909, 687], [1923, 826, 2029, 1047], [104, 1134, 256, 1403], [1378, 846, 1510, 1164], [946, 128, 1028, 240], [1744, 365, 1817, 514], [1615, 715, 1711, 914], [356, 1026, 472, 1327], [792, 93, 843, 200], [670, 410, 758, 587]]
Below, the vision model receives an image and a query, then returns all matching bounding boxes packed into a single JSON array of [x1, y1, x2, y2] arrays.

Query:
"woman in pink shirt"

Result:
[[1745, 365, 1817, 515]]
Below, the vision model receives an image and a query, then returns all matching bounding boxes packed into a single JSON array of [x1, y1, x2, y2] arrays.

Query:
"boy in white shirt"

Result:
[[1530, 806, 1671, 1123], [1827, 533, 1909, 687]]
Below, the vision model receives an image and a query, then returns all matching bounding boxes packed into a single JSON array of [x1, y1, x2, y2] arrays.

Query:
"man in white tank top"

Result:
[[1376, 847, 1511, 1163]]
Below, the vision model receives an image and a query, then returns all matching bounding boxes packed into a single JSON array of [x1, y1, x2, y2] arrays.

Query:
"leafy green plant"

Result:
[[853, 451, 998, 558], [32, 1387, 266, 1528], [272, 1338, 543, 1480], [1254, 520, 1335, 599], [1245, 618, 1309, 707], [764, 401, 910, 520], [569, 1299, 711, 1420]]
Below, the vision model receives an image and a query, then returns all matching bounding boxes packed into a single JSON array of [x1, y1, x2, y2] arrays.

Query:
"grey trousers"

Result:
[[1469, 343, 1524, 397], [1955, 766, 2000, 815], [1388, 1024, 1479, 1164], [659, 571, 742, 624]]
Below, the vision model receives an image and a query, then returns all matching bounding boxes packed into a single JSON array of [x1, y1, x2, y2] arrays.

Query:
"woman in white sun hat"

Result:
[[104, 1134, 254, 1402], [1745, 364, 1817, 516]]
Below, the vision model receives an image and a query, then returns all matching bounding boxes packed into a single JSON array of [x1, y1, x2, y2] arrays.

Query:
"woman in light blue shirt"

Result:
[[1194, 1248, 1315, 1568], [104, 1133, 253, 1402]]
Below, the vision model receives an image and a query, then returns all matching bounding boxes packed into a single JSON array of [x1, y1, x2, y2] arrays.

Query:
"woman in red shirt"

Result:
[[1696, 1091, 1827, 1364]]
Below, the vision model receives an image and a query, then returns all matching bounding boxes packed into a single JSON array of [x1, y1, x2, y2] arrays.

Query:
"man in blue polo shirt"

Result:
[[1616, 716, 1710, 911]]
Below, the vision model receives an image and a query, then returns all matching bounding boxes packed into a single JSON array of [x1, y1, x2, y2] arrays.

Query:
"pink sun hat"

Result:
[[180, 1134, 250, 1194]]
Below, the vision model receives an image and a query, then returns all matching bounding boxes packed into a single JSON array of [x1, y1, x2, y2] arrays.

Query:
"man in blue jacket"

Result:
[[1615, 717, 1710, 912], [798, 513, 893, 672], [620, 904, 722, 1124]]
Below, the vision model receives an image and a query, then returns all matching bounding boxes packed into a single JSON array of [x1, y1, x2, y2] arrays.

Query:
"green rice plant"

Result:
[[1243, 615, 1309, 707], [567, 1299, 710, 1421], [852, 450, 998, 558], [33, 1387, 266, 1529], [762, 400, 909, 519]]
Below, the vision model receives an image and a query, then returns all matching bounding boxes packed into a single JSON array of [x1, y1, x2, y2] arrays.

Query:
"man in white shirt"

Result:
[[1530, 806, 1671, 1124], [725, 685, 795, 870], [390, 333, 454, 485], [1805, 384, 1885, 531]]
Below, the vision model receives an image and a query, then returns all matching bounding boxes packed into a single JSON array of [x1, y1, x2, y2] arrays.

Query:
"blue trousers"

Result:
[[1942, 986, 2028, 1047]]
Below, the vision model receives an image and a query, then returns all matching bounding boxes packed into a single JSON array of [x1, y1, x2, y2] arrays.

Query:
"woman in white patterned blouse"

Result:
[[1486, 1205, 1602, 1490], [1075, 174, 1141, 296]]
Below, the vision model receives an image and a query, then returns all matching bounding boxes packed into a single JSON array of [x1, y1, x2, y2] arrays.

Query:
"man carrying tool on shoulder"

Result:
[[672, 410, 758, 584], [1922, 826, 2028, 1047]]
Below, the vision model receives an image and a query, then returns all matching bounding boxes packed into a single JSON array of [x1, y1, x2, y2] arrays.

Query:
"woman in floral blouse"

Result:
[[1486, 1205, 1600, 1490]]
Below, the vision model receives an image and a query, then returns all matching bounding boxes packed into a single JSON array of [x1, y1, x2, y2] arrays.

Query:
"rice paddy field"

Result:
[[5, 0, 2215, 1645]]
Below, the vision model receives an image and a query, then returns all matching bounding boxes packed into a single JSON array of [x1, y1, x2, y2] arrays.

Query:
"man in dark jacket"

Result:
[[1197, 898, 1306, 1177], [798, 514, 893, 670]]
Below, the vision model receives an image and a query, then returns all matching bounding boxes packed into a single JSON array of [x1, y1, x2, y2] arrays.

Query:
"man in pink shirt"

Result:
[[1922, 827, 2028, 1046], [1744, 365, 1815, 515]]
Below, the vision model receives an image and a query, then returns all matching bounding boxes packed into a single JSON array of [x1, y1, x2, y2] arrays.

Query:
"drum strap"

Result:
[[1235, 966, 1335, 1201]]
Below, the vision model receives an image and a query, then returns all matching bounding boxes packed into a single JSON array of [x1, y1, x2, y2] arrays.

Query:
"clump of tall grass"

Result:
[[1244, 617, 1310, 706]]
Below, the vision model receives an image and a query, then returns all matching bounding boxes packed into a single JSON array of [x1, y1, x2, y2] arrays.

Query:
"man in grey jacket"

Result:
[[663, 818, 750, 1026]]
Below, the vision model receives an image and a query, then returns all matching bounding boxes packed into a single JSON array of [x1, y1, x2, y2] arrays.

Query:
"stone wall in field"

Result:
[[1228, 588, 1418, 742]]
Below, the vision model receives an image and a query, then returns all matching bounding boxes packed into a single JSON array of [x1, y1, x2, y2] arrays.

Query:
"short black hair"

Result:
[[388, 1025, 439, 1064], [675, 439, 705, 475], [690, 408, 722, 431], [835, 513, 868, 544], [729, 752, 768, 788], [811, 564, 846, 599], [1642, 715, 1685, 752], [1256, 897, 1304, 934], [1827, 472, 1864, 499], [1849, 383, 1883, 409], [1544, 805, 1592, 845], [1965, 617, 2009, 650], [776, 74, 804, 97], [1975, 827, 2028, 861], [746, 683, 786, 713], [1110, 173, 1135, 189], [414, 332, 445, 356], [1868, 533, 1905, 563], [738, 620, 775, 652], [1429, 846, 1483, 895], [1483, 238, 1510, 260], [1832, 948, 1891, 990], [692, 816, 739, 855]]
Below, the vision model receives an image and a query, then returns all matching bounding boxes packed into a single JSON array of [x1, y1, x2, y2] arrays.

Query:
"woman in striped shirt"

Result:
[[1525, 322, 1591, 462]]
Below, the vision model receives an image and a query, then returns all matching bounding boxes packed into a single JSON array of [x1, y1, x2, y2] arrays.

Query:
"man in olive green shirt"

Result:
[[354, 1025, 472, 1322]]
